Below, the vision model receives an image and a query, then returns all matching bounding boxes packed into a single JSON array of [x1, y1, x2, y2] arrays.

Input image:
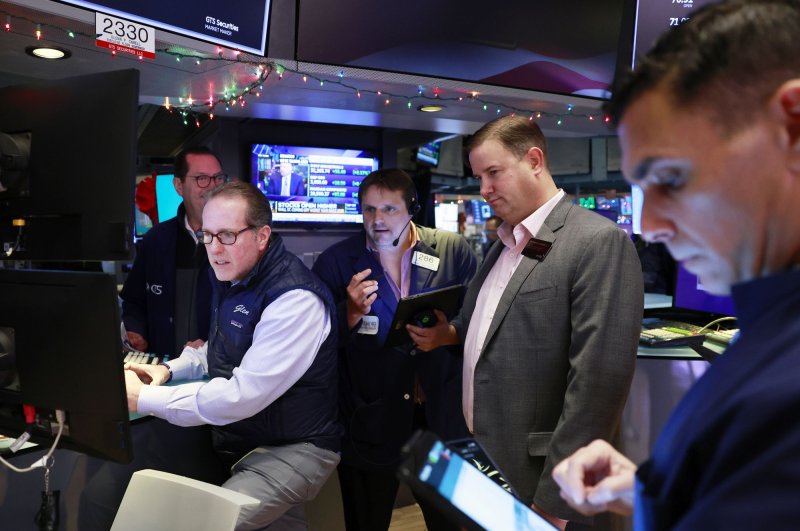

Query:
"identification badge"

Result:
[[521, 238, 553, 261], [358, 315, 379, 335], [412, 251, 440, 272]]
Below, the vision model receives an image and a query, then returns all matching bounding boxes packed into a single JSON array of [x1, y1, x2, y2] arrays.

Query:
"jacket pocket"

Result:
[[527, 431, 553, 456], [517, 285, 557, 302]]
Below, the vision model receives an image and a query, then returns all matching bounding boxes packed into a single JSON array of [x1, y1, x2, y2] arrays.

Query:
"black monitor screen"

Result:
[[0, 69, 138, 261], [250, 143, 379, 225], [0, 269, 133, 463], [631, 0, 718, 67]]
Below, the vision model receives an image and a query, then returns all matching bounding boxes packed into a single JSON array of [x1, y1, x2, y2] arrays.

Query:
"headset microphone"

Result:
[[392, 216, 414, 247], [391, 193, 421, 247]]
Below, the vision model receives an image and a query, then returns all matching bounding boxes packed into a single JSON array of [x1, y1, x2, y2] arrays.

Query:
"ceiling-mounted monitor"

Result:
[[297, 0, 627, 99], [60, 0, 272, 55]]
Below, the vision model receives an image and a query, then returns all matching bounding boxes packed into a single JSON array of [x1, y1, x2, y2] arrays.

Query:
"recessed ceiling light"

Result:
[[417, 104, 445, 113], [26, 46, 71, 60]]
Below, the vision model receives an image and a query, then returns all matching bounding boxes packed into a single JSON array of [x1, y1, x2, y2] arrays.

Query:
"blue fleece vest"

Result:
[[207, 235, 341, 458]]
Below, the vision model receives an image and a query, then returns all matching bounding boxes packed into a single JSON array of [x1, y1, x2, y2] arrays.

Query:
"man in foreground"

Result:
[[553, 1, 800, 528]]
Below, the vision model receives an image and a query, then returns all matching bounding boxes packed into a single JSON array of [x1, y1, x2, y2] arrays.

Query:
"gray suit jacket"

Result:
[[452, 196, 643, 527]]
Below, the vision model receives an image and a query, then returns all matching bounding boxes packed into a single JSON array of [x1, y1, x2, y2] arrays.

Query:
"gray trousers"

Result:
[[226, 442, 340, 531]]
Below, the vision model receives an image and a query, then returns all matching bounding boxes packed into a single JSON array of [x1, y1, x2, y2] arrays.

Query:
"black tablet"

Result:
[[397, 430, 558, 531], [384, 284, 464, 348]]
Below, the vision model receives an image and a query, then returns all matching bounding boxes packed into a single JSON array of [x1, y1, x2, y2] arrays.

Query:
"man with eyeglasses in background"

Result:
[[118, 180, 341, 530], [121, 146, 230, 359]]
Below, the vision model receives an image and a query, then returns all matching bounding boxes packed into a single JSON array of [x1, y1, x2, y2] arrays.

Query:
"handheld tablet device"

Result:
[[384, 284, 463, 348], [398, 430, 559, 531]]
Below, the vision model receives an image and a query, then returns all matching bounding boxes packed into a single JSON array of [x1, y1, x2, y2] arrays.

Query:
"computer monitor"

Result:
[[416, 142, 441, 167], [0, 269, 133, 463], [673, 263, 736, 317], [0, 69, 138, 261]]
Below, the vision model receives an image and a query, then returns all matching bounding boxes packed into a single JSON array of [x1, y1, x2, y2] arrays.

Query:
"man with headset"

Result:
[[312, 168, 478, 531]]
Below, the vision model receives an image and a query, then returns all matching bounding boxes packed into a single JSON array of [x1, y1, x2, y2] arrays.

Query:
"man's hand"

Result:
[[124, 362, 171, 386], [124, 369, 143, 412], [184, 338, 205, 349], [346, 268, 380, 329], [406, 309, 458, 351], [552, 439, 636, 517], [126, 331, 148, 352]]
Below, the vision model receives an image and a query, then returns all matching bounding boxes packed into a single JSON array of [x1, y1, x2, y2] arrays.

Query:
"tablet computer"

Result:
[[384, 284, 464, 348], [446, 437, 521, 499], [398, 430, 559, 531]]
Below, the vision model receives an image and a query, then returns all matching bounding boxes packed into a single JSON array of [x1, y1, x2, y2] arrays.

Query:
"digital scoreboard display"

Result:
[[61, 0, 271, 55]]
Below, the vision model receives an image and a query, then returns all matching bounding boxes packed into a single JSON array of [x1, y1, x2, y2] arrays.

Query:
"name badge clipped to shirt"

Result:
[[412, 251, 440, 272], [358, 315, 379, 335], [521, 237, 553, 261]]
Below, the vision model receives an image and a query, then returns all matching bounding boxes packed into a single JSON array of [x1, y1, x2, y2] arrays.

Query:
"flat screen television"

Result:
[[417, 142, 441, 167], [630, 0, 718, 67], [0, 269, 133, 463], [134, 174, 183, 238], [297, 0, 628, 98], [0, 69, 138, 261], [60, 0, 272, 55], [250, 143, 379, 225]]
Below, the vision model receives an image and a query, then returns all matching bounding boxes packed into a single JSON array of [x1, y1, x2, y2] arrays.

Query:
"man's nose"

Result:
[[639, 192, 675, 244]]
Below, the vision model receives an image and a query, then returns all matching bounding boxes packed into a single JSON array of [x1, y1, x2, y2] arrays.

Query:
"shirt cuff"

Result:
[[136, 383, 174, 418]]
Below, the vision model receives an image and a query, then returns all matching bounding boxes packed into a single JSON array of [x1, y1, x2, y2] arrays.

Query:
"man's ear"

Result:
[[775, 80, 800, 168], [525, 146, 546, 175], [257, 225, 272, 251], [173, 176, 185, 198]]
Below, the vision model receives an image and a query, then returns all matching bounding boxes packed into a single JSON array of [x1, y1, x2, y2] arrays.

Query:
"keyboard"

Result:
[[122, 351, 169, 365], [640, 319, 706, 348], [705, 328, 739, 345]]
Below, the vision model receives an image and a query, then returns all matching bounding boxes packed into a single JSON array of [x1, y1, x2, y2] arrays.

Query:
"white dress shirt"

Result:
[[137, 288, 331, 426], [462, 190, 565, 432]]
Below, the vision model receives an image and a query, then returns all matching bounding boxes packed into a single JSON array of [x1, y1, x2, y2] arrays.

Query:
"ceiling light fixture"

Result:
[[417, 104, 445, 113], [26, 46, 71, 60]]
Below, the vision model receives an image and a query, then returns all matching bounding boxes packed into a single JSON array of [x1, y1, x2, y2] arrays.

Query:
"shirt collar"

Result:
[[498, 190, 565, 251]]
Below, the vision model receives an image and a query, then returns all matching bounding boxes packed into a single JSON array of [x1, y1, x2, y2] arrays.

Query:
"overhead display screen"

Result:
[[632, 0, 718, 66], [60, 0, 271, 55], [297, 0, 627, 99]]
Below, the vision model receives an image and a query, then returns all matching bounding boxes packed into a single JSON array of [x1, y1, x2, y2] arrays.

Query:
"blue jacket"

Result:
[[121, 203, 212, 357], [312, 225, 477, 469], [208, 234, 341, 459]]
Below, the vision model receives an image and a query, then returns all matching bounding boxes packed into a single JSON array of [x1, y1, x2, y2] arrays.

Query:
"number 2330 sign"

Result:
[[95, 12, 155, 60]]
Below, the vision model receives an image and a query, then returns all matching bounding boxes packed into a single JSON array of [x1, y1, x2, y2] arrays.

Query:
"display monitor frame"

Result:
[[249, 143, 379, 227], [0, 69, 138, 261], [0, 268, 133, 464]]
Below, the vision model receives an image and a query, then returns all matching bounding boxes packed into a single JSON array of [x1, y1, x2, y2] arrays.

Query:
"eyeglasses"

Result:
[[197, 226, 255, 245], [188, 172, 230, 188]]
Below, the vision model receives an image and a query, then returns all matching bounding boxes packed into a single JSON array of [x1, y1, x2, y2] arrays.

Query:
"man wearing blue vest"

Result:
[[124, 181, 341, 529]]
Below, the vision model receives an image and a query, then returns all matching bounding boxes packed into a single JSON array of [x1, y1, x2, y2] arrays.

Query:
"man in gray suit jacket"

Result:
[[410, 116, 643, 530]]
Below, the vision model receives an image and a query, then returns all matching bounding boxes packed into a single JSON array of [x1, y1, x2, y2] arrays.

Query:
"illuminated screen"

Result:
[[417, 142, 440, 167], [632, 0, 719, 67], [134, 174, 183, 237], [418, 440, 556, 530], [250, 144, 379, 225], [674, 263, 735, 316]]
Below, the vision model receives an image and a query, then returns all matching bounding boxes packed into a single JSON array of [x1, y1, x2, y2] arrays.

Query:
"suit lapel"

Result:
[[480, 197, 572, 353]]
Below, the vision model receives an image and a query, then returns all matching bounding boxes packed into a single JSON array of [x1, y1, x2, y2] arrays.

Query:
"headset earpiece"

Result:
[[409, 193, 421, 216]]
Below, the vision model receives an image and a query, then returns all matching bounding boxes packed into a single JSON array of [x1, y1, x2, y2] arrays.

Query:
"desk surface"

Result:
[[638, 339, 726, 361]]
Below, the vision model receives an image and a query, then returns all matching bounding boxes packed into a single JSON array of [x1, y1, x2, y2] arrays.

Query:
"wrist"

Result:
[[159, 362, 173, 384]]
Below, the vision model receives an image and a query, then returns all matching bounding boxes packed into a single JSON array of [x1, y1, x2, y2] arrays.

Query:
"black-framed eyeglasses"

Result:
[[197, 226, 255, 245], [189, 172, 230, 188]]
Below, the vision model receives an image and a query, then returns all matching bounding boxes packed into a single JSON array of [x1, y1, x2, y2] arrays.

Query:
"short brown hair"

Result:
[[206, 181, 272, 227], [465, 115, 548, 165]]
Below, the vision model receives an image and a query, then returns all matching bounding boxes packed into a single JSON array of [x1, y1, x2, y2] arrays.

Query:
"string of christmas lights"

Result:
[[1, 9, 613, 128]]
